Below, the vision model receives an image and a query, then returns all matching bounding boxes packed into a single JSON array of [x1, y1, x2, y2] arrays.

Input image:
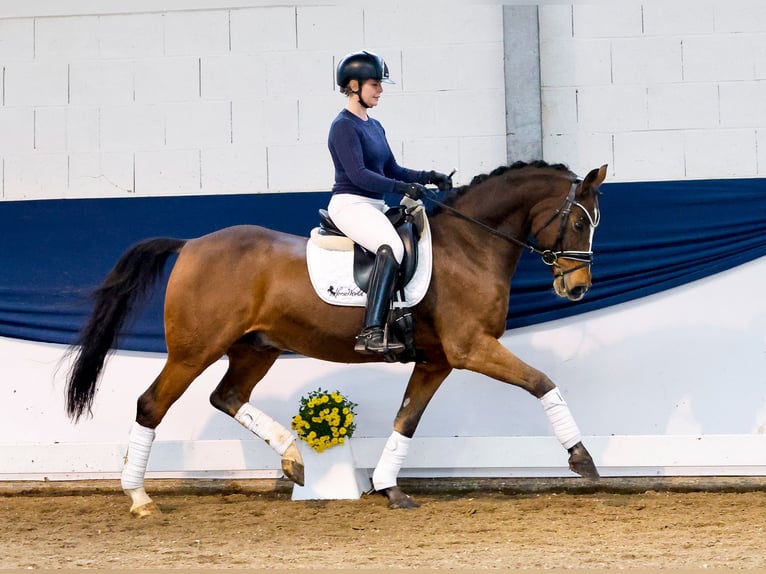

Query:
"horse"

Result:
[[65, 160, 607, 515]]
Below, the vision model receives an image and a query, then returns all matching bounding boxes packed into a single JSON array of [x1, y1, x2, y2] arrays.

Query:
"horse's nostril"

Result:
[[569, 285, 588, 299]]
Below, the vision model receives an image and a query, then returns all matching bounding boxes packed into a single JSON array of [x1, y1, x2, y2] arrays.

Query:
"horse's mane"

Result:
[[431, 160, 572, 213]]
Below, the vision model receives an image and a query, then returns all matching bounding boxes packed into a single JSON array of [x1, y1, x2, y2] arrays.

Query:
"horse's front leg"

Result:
[[448, 336, 599, 480], [373, 362, 453, 509]]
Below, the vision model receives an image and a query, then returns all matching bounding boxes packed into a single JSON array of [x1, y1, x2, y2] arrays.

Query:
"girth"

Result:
[[317, 206, 420, 292]]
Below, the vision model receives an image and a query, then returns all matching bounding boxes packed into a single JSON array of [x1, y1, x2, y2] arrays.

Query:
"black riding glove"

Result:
[[427, 170, 453, 191], [395, 181, 427, 200]]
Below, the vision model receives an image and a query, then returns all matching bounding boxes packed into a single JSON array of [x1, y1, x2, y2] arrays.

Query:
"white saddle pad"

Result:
[[306, 215, 432, 307]]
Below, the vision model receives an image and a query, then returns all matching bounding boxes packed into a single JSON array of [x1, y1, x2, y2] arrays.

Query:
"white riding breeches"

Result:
[[327, 193, 405, 264]]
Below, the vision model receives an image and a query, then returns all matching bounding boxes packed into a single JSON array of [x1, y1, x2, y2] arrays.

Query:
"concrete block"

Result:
[[612, 131, 685, 181], [365, 4, 502, 47], [34, 15, 99, 59], [165, 101, 231, 148], [3, 152, 68, 200], [434, 89, 506, 138], [0, 108, 33, 154], [683, 36, 757, 82], [201, 146, 268, 194], [714, 1, 766, 33], [266, 50, 335, 96], [404, 43, 504, 93], [643, 2, 715, 35], [539, 5, 573, 40], [68, 152, 134, 197], [201, 54, 267, 100], [372, 93, 438, 140], [648, 84, 719, 130], [0, 18, 33, 61], [230, 6, 296, 53], [164, 10, 230, 56], [4, 62, 68, 106], [611, 37, 683, 85], [298, 93, 342, 145], [684, 129, 757, 179], [540, 38, 611, 87], [297, 5, 363, 50], [543, 132, 613, 180], [572, 4, 644, 38], [232, 97, 298, 146], [98, 13, 163, 58], [577, 85, 648, 132], [268, 142, 333, 191], [457, 135, 508, 182], [134, 58, 199, 103], [720, 82, 766, 128], [400, 138, 460, 180], [134, 149, 200, 195], [35, 107, 99, 153], [100, 105, 165, 151], [69, 61, 134, 105], [541, 87, 578, 135]]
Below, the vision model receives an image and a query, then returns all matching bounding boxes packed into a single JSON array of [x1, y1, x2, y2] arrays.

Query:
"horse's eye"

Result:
[[573, 218, 586, 232]]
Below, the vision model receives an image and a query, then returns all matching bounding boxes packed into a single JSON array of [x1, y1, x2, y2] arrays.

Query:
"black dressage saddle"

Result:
[[317, 206, 420, 293]]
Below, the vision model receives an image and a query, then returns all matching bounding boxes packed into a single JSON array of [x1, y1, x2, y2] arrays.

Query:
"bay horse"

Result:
[[65, 160, 607, 515]]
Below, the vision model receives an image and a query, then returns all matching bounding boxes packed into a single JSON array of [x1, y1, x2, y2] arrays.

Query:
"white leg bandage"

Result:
[[540, 387, 582, 449], [121, 422, 155, 491], [372, 431, 411, 491], [235, 402, 295, 456]]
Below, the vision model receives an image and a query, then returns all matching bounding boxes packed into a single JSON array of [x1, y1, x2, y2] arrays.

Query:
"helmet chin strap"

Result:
[[352, 87, 371, 108]]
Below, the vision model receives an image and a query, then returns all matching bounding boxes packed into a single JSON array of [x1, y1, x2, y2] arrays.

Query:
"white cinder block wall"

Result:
[[0, 2, 506, 200], [540, 2, 766, 182], [1, 1, 765, 196]]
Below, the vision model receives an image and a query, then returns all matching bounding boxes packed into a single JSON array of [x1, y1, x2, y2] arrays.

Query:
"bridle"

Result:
[[423, 179, 601, 277]]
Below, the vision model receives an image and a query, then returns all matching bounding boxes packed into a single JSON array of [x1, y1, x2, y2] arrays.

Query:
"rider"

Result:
[[327, 50, 453, 355]]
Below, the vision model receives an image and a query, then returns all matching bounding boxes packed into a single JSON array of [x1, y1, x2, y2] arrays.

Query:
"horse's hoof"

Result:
[[380, 486, 420, 509], [568, 441, 600, 480], [130, 501, 161, 517], [281, 443, 305, 486]]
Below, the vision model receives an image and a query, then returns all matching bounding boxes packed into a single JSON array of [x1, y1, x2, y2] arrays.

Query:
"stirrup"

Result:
[[354, 327, 405, 355]]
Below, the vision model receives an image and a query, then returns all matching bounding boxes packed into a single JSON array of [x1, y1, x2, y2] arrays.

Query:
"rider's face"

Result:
[[360, 79, 383, 107]]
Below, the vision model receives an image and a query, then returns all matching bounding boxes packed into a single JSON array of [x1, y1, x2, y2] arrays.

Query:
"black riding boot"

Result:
[[354, 245, 405, 355]]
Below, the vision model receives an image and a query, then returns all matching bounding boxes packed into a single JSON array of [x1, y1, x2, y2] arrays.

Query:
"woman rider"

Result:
[[327, 50, 453, 355]]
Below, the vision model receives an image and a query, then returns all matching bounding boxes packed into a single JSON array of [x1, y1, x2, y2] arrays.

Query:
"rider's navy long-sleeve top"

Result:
[[328, 109, 428, 199]]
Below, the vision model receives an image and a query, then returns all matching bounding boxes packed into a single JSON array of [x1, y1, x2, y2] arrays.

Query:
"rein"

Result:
[[423, 179, 599, 276]]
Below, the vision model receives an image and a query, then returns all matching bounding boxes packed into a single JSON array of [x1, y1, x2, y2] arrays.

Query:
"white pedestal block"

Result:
[[291, 441, 369, 500]]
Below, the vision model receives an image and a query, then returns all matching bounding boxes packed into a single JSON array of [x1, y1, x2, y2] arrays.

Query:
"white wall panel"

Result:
[[133, 57, 200, 103], [134, 149, 200, 195], [229, 7, 296, 53], [0, 18, 32, 60], [100, 105, 165, 151], [3, 152, 68, 199], [34, 16, 99, 60], [0, 109, 33, 154], [69, 61, 134, 106], [165, 101, 232, 148], [201, 146, 267, 193], [572, 4, 644, 38], [642, 2, 715, 35], [4, 62, 68, 107], [98, 13, 165, 58], [164, 9, 230, 56], [200, 54, 267, 100], [684, 129, 758, 179], [296, 5, 363, 51], [612, 131, 685, 181], [577, 85, 648, 132], [647, 84, 719, 130], [69, 152, 134, 197], [682, 36, 759, 82], [610, 37, 683, 85], [34, 107, 100, 153]]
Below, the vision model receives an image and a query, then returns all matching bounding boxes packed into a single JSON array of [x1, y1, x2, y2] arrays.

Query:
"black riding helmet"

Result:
[[336, 51, 394, 107]]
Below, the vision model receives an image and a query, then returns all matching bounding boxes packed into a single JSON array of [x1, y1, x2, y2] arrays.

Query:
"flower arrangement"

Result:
[[291, 388, 357, 453]]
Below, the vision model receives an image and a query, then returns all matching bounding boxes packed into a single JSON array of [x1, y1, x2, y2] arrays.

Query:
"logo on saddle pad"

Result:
[[306, 209, 433, 308]]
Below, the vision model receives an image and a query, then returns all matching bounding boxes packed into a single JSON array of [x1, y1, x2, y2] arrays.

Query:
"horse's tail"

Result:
[[66, 237, 187, 422]]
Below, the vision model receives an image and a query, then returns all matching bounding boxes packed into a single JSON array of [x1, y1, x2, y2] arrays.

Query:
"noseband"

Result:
[[425, 179, 600, 276]]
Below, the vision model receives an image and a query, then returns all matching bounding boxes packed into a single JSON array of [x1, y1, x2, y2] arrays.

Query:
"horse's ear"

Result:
[[580, 164, 608, 196]]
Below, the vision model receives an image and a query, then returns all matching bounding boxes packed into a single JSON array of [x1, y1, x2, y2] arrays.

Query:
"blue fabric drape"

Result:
[[1, 178, 764, 352]]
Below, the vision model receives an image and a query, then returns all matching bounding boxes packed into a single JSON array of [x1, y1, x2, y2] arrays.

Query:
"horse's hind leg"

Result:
[[122, 358, 210, 517], [208, 343, 304, 486]]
